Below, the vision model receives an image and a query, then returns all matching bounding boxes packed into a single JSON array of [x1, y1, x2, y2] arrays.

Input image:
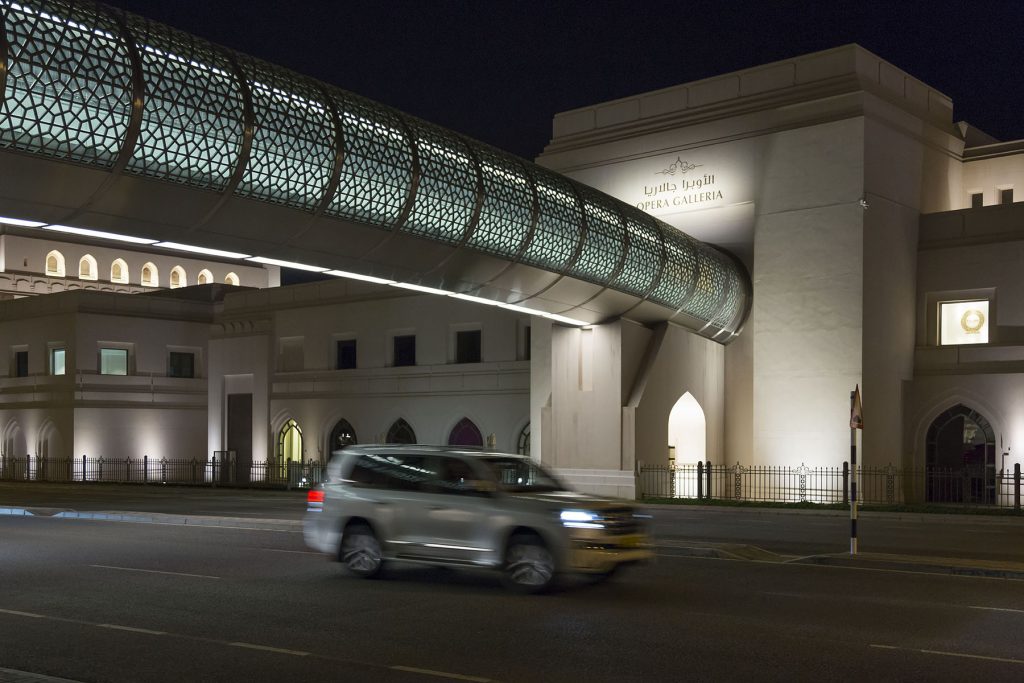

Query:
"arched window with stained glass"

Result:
[[448, 417, 483, 447]]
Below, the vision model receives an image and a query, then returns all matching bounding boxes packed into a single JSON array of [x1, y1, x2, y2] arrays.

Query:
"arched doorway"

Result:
[[37, 421, 67, 481], [2, 421, 27, 479], [448, 417, 483, 447], [386, 418, 416, 444], [327, 418, 358, 457], [277, 419, 303, 468], [517, 423, 530, 457], [667, 392, 706, 465], [925, 405, 996, 504]]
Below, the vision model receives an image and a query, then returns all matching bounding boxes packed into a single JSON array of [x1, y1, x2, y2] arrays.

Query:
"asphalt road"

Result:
[[2, 515, 1024, 683], [3, 482, 1024, 563]]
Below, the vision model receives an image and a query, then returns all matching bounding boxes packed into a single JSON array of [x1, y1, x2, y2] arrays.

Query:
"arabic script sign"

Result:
[[636, 157, 723, 212]]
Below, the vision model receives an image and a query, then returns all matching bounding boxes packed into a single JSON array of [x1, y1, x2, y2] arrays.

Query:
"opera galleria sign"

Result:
[[634, 157, 724, 212]]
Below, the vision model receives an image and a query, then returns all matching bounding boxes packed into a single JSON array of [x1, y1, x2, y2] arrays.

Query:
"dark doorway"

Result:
[[925, 404, 996, 504], [386, 418, 416, 444], [227, 393, 253, 484], [328, 418, 358, 458]]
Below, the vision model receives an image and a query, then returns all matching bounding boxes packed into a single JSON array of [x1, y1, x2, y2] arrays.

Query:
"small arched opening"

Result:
[[141, 262, 159, 287], [224, 272, 240, 286], [667, 391, 706, 465], [197, 269, 213, 285], [78, 255, 97, 280], [327, 418, 358, 459], [110, 258, 128, 284], [169, 266, 186, 289], [45, 250, 65, 277]]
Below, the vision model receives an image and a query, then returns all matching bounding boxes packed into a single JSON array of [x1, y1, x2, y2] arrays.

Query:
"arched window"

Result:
[[45, 250, 65, 277], [386, 418, 416, 445], [224, 272, 240, 286], [517, 423, 530, 457], [448, 417, 483, 447], [169, 266, 186, 289], [328, 419, 358, 456], [197, 269, 212, 285], [110, 259, 128, 284], [141, 263, 158, 287], [277, 419, 303, 464], [78, 255, 97, 280]]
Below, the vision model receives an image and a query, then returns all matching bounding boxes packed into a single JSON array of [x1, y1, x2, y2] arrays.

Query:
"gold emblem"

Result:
[[960, 309, 985, 334]]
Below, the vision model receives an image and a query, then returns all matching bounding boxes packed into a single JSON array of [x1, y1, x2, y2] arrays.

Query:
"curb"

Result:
[[0, 506, 302, 531]]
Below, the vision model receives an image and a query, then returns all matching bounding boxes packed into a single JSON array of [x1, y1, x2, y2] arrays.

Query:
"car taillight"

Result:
[[307, 489, 325, 504]]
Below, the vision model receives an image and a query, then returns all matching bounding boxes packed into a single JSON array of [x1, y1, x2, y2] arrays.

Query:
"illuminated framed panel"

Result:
[[939, 300, 989, 345]]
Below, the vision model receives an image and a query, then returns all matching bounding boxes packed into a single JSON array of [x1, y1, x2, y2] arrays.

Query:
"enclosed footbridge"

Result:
[[0, 0, 750, 340]]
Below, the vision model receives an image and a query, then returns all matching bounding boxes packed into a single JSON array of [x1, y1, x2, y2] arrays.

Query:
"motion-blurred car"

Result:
[[304, 445, 653, 592]]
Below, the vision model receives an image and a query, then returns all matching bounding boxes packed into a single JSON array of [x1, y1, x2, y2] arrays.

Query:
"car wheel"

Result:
[[340, 523, 383, 578], [503, 534, 555, 593]]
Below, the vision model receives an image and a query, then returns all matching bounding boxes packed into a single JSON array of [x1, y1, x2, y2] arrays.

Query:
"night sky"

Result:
[[119, 0, 1024, 161]]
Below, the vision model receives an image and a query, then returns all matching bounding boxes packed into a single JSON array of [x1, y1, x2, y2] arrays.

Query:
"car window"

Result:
[[348, 453, 437, 491], [480, 457, 565, 493], [431, 456, 483, 495]]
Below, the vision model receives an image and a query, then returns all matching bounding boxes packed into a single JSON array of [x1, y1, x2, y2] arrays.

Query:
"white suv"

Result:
[[304, 445, 653, 592]]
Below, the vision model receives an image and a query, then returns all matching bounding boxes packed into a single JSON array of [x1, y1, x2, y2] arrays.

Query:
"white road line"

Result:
[[259, 548, 322, 555], [98, 623, 166, 635], [969, 605, 1024, 614], [0, 608, 45, 619], [391, 665, 493, 682], [870, 644, 1024, 665], [89, 564, 220, 580], [229, 642, 309, 656]]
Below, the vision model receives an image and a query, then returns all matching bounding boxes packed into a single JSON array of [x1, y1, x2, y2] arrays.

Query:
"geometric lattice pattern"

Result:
[[1, 1, 132, 167], [125, 15, 244, 189], [0, 0, 750, 339]]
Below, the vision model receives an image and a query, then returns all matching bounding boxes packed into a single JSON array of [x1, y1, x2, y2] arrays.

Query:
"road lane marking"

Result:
[[98, 623, 166, 635], [654, 551, 1024, 581], [89, 564, 220, 580], [229, 642, 309, 656], [391, 665, 493, 682], [969, 606, 1024, 614], [0, 608, 45, 619], [0, 605, 496, 681], [870, 644, 1024, 665], [259, 548, 322, 555]]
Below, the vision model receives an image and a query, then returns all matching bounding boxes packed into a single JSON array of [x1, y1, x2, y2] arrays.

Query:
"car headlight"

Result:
[[560, 509, 604, 529]]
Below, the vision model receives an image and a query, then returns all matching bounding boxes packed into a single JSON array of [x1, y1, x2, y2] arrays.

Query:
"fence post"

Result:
[[212, 454, 218, 488], [705, 461, 712, 501], [697, 461, 703, 500], [82, 454, 86, 482], [143, 455, 148, 484], [1015, 463, 1021, 512], [842, 461, 849, 505]]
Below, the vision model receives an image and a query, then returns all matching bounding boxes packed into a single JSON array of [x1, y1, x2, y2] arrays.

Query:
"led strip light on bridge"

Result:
[[0, 214, 592, 326]]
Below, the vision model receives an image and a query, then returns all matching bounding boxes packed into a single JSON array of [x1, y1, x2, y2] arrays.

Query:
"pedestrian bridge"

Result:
[[0, 0, 750, 339]]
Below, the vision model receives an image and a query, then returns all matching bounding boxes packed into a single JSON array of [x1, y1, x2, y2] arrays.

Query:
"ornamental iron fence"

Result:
[[637, 462, 1022, 510], [0, 452, 326, 490]]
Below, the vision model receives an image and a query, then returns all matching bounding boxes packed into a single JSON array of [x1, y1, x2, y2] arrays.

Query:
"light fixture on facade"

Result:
[[156, 241, 251, 259], [391, 282, 452, 296]]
